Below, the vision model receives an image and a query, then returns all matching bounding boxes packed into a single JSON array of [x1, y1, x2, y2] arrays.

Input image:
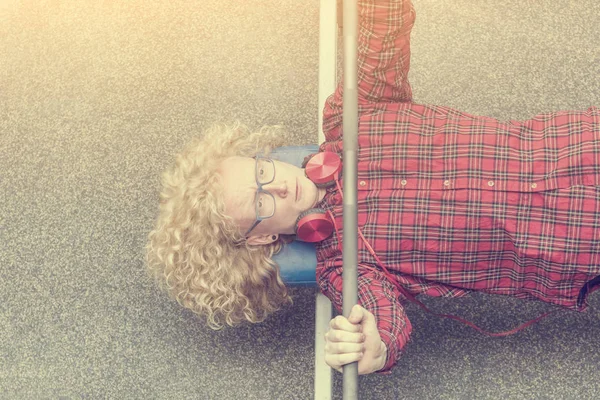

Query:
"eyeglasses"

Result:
[[244, 156, 276, 237]]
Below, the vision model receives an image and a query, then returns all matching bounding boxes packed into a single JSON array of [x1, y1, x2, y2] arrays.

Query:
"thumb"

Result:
[[349, 304, 364, 324]]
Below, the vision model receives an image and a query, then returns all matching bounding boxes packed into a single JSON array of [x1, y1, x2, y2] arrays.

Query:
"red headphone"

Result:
[[294, 152, 341, 242]]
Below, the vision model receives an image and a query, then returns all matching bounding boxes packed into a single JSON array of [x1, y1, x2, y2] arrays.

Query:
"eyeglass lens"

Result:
[[256, 158, 275, 218], [257, 158, 275, 184]]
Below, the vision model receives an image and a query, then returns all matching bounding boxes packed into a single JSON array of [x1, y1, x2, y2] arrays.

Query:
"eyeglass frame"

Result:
[[244, 156, 276, 237]]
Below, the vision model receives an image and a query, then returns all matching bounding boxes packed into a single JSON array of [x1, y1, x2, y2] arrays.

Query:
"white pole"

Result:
[[315, 2, 337, 397]]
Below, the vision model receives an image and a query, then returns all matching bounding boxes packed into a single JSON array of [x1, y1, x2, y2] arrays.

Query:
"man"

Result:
[[148, 0, 600, 376]]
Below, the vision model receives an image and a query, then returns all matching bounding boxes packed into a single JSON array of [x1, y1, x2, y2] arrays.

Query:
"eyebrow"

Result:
[[237, 185, 256, 215], [245, 188, 256, 212], [237, 159, 258, 219]]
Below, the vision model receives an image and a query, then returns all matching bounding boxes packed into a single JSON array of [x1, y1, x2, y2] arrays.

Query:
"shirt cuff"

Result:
[[375, 330, 400, 375]]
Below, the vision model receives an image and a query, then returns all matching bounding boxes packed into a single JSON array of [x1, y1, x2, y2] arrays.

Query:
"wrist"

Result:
[[376, 341, 388, 372]]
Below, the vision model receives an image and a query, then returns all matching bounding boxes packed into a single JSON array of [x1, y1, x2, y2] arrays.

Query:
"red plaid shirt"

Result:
[[314, 0, 600, 375]]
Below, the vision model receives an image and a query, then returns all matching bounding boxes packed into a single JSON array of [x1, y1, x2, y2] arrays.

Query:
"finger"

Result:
[[326, 351, 364, 371], [329, 315, 362, 333], [325, 329, 365, 345], [325, 338, 366, 355]]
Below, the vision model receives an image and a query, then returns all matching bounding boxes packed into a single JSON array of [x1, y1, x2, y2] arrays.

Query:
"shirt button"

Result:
[[531, 183, 537, 189], [487, 181, 494, 187], [401, 179, 407, 186], [444, 180, 450, 187], [359, 181, 366, 187]]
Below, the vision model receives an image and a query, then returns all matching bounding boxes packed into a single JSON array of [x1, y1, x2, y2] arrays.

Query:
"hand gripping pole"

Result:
[[342, 0, 359, 399]]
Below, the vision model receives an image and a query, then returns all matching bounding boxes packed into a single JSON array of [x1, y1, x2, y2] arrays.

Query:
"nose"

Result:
[[262, 181, 288, 198]]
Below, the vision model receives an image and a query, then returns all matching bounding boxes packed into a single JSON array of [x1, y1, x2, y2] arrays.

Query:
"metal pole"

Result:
[[342, 0, 358, 399], [314, 3, 337, 400]]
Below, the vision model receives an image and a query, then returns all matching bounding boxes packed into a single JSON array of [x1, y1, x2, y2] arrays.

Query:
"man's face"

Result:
[[218, 156, 326, 245]]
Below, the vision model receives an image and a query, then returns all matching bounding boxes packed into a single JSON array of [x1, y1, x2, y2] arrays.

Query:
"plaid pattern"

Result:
[[314, 0, 600, 374]]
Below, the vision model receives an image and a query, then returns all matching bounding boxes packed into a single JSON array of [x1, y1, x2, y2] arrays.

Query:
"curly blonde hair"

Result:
[[146, 122, 296, 330]]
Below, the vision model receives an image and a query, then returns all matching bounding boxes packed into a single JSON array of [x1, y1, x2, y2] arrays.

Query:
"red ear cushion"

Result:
[[295, 208, 334, 242], [301, 154, 314, 169], [304, 152, 342, 185], [315, 180, 336, 188]]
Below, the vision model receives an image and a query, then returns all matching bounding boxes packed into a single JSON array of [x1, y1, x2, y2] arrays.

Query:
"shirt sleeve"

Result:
[[322, 0, 416, 141], [317, 264, 413, 375]]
